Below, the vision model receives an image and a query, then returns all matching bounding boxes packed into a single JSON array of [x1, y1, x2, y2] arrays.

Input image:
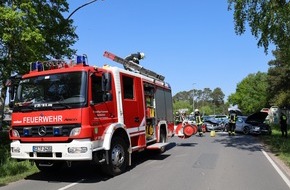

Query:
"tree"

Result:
[[173, 100, 191, 114], [267, 49, 290, 107], [173, 87, 227, 115], [211, 87, 225, 107], [0, 0, 78, 128], [202, 88, 212, 101], [227, 0, 290, 55], [228, 72, 268, 114]]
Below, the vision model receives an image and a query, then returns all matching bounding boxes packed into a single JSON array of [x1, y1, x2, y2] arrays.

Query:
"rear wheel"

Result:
[[101, 137, 128, 176], [159, 128, 167, 153], [159, 128, 166, 143]]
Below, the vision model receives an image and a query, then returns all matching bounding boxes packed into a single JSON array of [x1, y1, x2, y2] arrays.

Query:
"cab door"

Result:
[[120, 74, 145, 129]]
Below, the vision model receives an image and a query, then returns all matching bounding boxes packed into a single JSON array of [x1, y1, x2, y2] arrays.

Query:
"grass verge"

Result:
[[0, 131, 38, 187], [260, 126, 290, 167]]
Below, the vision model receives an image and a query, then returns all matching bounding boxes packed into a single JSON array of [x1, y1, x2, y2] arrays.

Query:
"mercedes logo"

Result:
[[38, 126, 47, 136]]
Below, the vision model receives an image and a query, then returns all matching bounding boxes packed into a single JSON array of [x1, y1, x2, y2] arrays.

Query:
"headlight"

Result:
[[68, 147, 88, 154], [70, 127, 81, 137], [11, 130, 20, 137]]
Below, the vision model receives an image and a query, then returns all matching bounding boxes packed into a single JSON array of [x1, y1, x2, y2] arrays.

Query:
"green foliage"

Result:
[[228, 72, 268, 115], [267, 49, 290, 107], [0, 0, 78, 124], [261, 128, 290, 167], [199, 105, 212, 115], [173, 87, 228, 115], [227, 0, 290, 54], [173, 100, 192, 113], [211, 87, 225, 106], [228, 0, 290, 110], [0, 131, 38, 186]]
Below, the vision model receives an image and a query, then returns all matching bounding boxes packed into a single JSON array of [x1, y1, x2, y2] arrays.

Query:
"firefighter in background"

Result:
[[228, 110, 237, 135], [175, 111, 183, 125], [280, 111, 288, 138], [124, 52, 145, 71], [194, 109, 203, 136]]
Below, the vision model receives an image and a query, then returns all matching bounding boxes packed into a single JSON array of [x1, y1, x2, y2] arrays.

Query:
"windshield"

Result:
[[14, 71, 87, 111]]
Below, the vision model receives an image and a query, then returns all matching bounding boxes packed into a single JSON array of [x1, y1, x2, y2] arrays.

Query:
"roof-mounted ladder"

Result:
[[103, 51, 165, 81]]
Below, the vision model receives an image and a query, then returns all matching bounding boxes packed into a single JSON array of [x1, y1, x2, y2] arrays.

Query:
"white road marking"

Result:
[[262, 149, 290, 189], [58, 179, 85, 190]]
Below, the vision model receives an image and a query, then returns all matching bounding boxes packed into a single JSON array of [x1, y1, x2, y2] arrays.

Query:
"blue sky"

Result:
[[67, 0, 273, 99]]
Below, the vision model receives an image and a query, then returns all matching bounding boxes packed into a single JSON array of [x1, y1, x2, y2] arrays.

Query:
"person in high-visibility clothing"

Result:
[[124, 52, 145, 71], [228, 110, 237, 136], [280, 112, 288, 138], [194, 109, 203, 136]]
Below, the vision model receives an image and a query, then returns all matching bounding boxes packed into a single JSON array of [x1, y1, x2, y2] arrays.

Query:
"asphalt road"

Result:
[[1, 132, 290, 190]]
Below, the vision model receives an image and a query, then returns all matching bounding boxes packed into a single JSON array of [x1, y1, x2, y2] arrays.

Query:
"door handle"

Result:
[[135, 117, 140, 122]]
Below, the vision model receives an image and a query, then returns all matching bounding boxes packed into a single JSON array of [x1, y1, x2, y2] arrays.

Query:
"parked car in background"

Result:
[[211, 114, 228, 122], [247, 112, 272, 135], [235, 116, 252, 135]]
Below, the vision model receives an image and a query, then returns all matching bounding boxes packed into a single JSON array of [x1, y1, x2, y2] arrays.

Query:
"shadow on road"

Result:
[[213, 132, 263, 152], [24, 134, 263, 184], [25, 144, 176, 183], [175, 142, 198, 147]]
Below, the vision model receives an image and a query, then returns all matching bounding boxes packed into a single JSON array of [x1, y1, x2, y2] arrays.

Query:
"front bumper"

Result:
[[250, 126, 262, 134], [206, 124, 223, 131], [10, 139, 97, 161]]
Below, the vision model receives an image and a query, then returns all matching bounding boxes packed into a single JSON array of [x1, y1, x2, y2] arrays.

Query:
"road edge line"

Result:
[[58, 179, 85, 190], [262, 149, 290, 189]]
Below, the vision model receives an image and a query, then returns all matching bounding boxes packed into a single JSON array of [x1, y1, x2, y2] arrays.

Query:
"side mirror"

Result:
[[103, 93, 112, 102], [9, 86, 15, 100], [9, 101, 14, 109], [89, 100, 95, 106]]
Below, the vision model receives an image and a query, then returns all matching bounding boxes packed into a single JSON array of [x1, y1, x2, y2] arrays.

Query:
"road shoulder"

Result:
[[262, 143, 290, 180]]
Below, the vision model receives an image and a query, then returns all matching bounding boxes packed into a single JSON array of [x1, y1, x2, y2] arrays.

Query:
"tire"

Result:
[[159, 128, 166, 143], [268, 127, 272, 135], [224, 124, 229, 132], [101, 137, 128, 176], [243, 126, 250, 135], [159, 128, 167, 153], [35, 160, 64, 172]]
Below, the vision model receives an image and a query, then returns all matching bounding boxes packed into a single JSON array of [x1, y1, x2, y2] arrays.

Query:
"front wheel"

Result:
[[101, 137, 128, 176], [243, 126, 250, 135]]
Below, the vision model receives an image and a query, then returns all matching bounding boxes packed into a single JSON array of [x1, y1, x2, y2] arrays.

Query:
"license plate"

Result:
[[33, 146, 52, 153]]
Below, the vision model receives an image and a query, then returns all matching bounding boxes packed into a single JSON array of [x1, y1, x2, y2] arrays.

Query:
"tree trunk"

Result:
[[0, 82, 7, 131]]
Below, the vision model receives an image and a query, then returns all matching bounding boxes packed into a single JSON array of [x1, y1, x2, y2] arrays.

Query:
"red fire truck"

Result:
[[7, 51, 195, 176]]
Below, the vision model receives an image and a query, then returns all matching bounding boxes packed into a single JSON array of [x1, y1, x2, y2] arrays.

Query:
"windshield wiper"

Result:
[[19, 106, 35, 112], [52, 102, 71, 110]]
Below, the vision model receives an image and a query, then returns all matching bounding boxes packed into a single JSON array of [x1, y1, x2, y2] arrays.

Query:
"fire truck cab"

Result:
[[8, 53, 179, 176]]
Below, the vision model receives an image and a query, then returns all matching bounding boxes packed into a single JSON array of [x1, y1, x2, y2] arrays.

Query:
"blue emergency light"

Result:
[[76, 55, 86, 65], [53, 126, 63, 136], [30, 61, 44, 71], [23, 128, 32, 136]]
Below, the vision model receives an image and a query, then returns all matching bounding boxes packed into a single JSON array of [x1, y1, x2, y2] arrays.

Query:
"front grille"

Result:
[[29, 152, 63, 158], [14, 124, 80, 137]]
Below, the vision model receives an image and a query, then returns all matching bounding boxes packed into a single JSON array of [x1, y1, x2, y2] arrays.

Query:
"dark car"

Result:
[[246, 112, 272, 135]]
